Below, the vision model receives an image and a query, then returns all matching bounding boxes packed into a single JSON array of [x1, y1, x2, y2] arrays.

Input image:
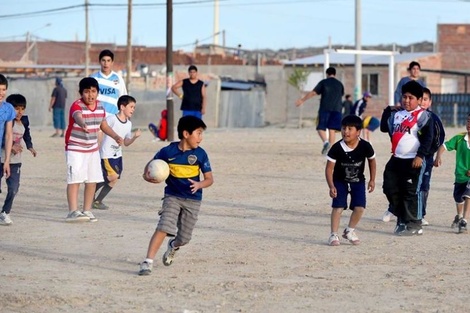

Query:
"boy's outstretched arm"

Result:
[[100, 120, 123, 145], [367, 158, 377, 193], [124, 129, 141, 146]]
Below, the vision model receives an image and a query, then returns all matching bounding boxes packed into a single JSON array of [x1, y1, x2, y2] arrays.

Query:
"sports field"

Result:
[[0, 126, 467, 313]]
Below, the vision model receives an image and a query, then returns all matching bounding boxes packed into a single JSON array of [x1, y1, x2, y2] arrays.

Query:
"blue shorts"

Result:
[[101, 157, 123, 183], [182, 110, 202, 120], [332, 180, 366, 210], [453, 182, 470, 204], [316, 111, 342, 131]]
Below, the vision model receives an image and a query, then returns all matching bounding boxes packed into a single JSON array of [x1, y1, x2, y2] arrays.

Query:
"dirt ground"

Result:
[[0, 125, 468, 313]]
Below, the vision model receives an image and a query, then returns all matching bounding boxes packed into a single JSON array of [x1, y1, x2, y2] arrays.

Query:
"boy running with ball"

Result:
[[139, 116, 213, 275]]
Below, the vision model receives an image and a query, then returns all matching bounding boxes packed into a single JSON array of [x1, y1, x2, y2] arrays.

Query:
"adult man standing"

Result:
[[295, 67, 345, 154], [90, 49, 127, 116], [171, 65, 206, 119], [49, 77, 67, 137]]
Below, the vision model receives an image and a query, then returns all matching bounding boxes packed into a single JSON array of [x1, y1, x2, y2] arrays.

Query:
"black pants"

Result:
[[383, 156, 423, 227]]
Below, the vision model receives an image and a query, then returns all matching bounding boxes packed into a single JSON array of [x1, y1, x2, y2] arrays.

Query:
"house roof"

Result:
[[283, 52, 437, 66]]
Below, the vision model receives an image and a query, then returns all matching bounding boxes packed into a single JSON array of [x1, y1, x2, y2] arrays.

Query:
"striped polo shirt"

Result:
[[90, 71, 127, 115], [65, 99, 105, 153]]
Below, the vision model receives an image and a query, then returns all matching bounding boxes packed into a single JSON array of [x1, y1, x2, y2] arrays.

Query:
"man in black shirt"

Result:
[[171, 65, 206, 120], [295, 67, 345, 154]]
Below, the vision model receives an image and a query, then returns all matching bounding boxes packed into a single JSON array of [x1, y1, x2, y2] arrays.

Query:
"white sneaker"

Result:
[[328, 233, 340, 246], [0, 212, 12, 226], [342, 229, 360, 245], [138, 261, 153, 276], [65, 210, 90, 223], [421, 218, 429, 226], [82, 211, 98, 222], [382, 210, 395, 222]]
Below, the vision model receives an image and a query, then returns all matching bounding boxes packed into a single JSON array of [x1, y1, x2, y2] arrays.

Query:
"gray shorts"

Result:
[[156, 195, 201, 245]]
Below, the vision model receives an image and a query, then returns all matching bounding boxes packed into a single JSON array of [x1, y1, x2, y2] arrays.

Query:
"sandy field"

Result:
[[0, 125, 468, 313]]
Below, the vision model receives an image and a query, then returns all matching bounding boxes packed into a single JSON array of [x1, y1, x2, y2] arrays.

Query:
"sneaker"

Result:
[[458, 219, 468, 234], [138, 261, 153, 276], [162, 239, 179, 266], [421, 218, 429, 226], [394, 223, 406, 235], [382, 210, 395, 222], [92, 201, 109, 210], [342, 229, 360, 245], [0, 212, 12, 226], [321, 142, 330, 155], [65, 210, 90, 223], [328, 233, 340, 246], [451, 215, 461, 228], [400, 226, 424, 236], [82, 211, 98, 222]]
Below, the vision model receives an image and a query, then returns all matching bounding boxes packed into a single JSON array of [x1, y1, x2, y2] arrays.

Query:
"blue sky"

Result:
[[1, 0, 470, 51]]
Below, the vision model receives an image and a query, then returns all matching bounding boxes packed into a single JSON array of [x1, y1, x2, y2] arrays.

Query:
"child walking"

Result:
[[0, 94, 37, 226], [325, 115, 376, 246], [64, 77, 123, 223], [434, 114, 470, 233], [93, 95, 141, 210], [138, 116, 214, 275]]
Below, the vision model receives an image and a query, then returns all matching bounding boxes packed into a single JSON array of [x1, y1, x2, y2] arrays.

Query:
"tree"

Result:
[[288, 68, 309, 128]]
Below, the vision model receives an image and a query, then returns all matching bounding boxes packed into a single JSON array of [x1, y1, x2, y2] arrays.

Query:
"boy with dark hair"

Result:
[[90, 49, 127, 116], [138, 116, 214, 275], [171, 65, 207, 119], [93, 95, 141, 210], [381, 80, 434, 236], [0, 94, 37, 226], [0, 75, 15, 181], [417, 87, 445, 225], [325, 115, 376, 246], [434, 114, 470, 233], [394, 61, 426, 106], [295, 66, 345, 155], [64, 77, 123, 223]]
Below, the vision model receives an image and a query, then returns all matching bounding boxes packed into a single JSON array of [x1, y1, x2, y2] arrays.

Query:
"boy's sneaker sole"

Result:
[[162, 239, 179, 266]]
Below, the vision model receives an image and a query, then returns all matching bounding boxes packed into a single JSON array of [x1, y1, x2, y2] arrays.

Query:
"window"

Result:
[[362, 73, 379, 95]]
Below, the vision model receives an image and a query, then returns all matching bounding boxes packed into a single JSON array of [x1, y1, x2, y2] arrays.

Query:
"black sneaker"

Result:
[[394, 223, 406, 235], [458, 219, 468, 234], [451, 215, 461, 228], [400, 226, 423, 236]]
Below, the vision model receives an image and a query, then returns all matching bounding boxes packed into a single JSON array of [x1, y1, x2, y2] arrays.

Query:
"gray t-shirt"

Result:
[[313, 77, 344, 113], [51, 85, 67, 109]]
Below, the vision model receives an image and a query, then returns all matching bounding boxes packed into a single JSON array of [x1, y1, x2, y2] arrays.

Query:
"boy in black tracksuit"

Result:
[[381, 81, 434, 236]]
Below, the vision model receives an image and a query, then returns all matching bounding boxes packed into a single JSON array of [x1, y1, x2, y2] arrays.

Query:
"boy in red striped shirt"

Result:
[[64, 77, 123, 223]]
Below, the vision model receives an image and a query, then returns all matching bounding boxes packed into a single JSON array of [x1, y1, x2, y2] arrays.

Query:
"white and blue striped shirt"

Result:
[[90, 71, 127, 115]]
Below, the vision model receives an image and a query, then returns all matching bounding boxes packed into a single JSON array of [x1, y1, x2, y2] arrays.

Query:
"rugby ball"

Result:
[[147, 159, 170, 183]]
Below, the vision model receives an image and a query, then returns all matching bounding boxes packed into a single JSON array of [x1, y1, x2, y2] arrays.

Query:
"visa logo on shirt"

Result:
[[100, 88, 117, 95]]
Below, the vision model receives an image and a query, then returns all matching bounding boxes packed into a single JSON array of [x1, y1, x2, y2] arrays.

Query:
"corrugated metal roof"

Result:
[[283, 52, 437, 66]]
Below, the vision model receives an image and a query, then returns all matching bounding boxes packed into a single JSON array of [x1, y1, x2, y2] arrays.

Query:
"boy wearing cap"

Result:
[[381, 80, 434, 236]]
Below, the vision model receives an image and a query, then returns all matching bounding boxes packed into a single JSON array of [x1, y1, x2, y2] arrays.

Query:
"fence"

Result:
[[432, 94, 470, 127]]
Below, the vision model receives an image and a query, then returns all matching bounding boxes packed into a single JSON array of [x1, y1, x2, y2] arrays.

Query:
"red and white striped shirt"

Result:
[[65, 99, 105, 152]]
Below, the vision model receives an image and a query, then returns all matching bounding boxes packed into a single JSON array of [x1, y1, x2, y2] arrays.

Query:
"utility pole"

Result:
[[85, 0, 90, 76], [354, 0, 362, 101], [213, 0, 219, 46], [166, 0, 175, 141], [126, 0, 132, 92]]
